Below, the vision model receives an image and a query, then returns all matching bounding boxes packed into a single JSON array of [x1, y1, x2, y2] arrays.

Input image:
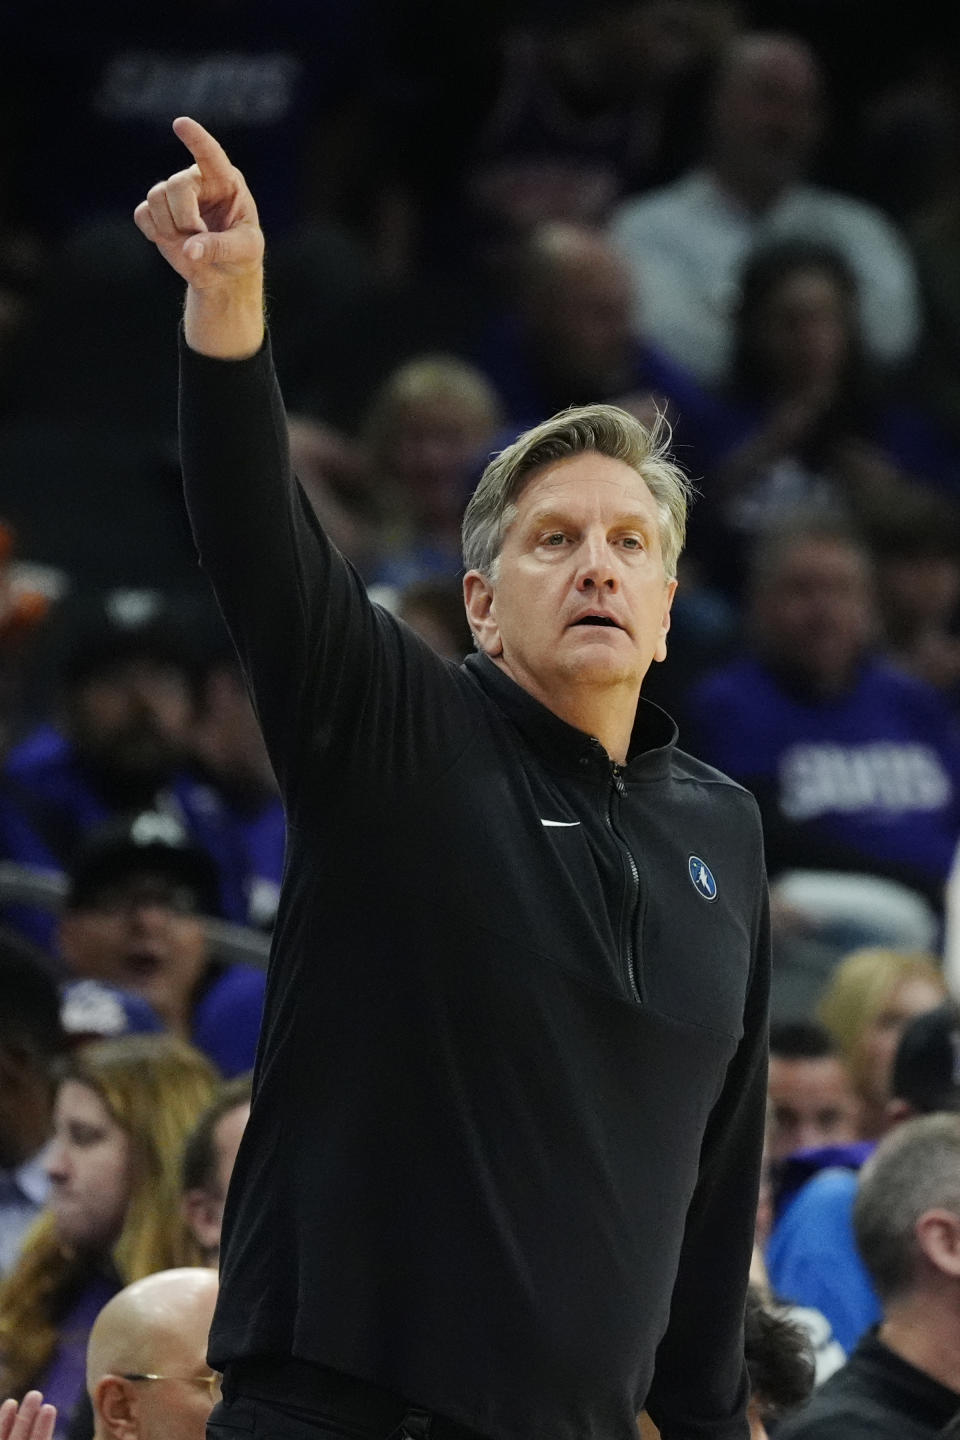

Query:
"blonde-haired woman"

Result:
[[0, 1033, 217, 1435], [286, 353, 504, 597], [362, 353, 504, 590], [818, 947, 947, 1139]]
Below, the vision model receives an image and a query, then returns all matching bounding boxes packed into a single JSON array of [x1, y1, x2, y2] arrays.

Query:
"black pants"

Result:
[[208, 1360, 490, 1440]]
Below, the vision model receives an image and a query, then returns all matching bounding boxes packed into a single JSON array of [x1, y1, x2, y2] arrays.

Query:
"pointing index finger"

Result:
[[172, 116, 234, 182]]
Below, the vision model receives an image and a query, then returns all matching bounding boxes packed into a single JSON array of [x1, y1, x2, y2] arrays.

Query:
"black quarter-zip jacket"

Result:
[[180, 336, 770, 1440]]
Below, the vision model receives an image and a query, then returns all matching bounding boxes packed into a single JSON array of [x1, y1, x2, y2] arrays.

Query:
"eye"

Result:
[[542, 532, 568, 547], [619, 534, 644, 550], [68, 1123, 106, 1147]]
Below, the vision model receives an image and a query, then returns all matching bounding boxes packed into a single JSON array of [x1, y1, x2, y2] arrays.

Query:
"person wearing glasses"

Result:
[[0, 1268, 219, 1440], [0, 1037, 217, 1437], [86, 1268, 220, 1440]]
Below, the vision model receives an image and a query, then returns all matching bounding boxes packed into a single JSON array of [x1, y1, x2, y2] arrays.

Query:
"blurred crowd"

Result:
[[2, 0, 960, 1436]]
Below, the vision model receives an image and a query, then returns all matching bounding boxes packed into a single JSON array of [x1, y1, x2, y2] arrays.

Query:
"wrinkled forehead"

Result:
[[510, 452, 662, 524]]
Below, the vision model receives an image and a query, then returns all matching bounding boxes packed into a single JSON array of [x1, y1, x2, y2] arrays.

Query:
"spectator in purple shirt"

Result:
[[0, 600, 254, 948], [684, 514, 960, 1021], [685, 515, 960, 915]]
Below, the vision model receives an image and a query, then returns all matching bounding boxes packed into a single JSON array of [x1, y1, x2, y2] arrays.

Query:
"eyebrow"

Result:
[[525, 509, 655, 533]]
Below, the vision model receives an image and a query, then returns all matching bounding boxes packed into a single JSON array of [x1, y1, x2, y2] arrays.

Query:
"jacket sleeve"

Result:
[[644, 847, 771, 1440], [178, 331, 476, 814]]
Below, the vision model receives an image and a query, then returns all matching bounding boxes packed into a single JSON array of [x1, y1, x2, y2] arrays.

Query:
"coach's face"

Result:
[[464, 453, 676, 712]]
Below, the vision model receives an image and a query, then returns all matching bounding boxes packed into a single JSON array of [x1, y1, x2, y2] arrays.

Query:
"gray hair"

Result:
[[461, 403, 693, 581], [853, 1113, 960, 1302]]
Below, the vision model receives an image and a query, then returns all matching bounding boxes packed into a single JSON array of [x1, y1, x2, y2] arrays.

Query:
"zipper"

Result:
[[606, 761, 642, 1003]]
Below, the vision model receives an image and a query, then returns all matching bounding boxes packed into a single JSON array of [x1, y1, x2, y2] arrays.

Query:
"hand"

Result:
[[0, 1393, 57, 1440], [830, 436, 903, 495], [717, 382, 833, 496], [286, 417, 370, 497], [133, 116, 264, 289], [764, 383, 833, 452], [286, 416, 379, 562]]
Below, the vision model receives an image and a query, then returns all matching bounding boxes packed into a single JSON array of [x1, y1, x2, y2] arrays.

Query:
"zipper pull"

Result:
[[611, 763, 626, 797]]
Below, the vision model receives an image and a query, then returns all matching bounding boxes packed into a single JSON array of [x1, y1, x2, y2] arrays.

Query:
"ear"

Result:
[[651, 578, 678, 666], [462, 571, 502, 657], [915, 1207, 960, 1278], [884, 1098, 916, 1128], [182, 1188, 223, 1256], [95, 1377, 139, 1440]]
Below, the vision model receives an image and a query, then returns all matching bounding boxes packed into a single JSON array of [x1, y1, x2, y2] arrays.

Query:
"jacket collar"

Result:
[[463, 652, 677, 781]]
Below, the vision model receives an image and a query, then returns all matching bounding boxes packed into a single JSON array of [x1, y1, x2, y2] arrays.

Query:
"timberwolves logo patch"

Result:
[[688, 856, 718, 901]]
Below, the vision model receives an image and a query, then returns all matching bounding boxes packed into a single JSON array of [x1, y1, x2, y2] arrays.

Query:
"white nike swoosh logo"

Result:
[[541, 819, 581, 827]]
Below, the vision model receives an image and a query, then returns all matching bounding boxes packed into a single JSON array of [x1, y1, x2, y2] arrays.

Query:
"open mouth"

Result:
[[571, 615, 622, 629], [123, 952, 163, 978]]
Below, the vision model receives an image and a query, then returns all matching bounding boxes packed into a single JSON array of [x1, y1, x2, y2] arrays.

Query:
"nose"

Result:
[[129, 684, 164, 724], [794, 1121, 824, 1153], [125, 899, 171, 934], [575, 532, 618, 592], [45, 1138, 70, 1185]]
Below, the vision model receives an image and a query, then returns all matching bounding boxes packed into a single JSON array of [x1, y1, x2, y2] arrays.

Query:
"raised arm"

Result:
[[133, 116, 264, 359], [133, 121, 471, 805]]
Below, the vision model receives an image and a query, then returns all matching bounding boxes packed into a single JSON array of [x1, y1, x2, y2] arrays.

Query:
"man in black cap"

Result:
[[57, 811, 264, 1077], [0, 593, 290, 946], [0, 600, 229, 951]]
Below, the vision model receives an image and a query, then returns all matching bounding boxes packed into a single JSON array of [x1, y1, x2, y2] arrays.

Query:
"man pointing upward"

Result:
[[134, 117, 770, 1440]]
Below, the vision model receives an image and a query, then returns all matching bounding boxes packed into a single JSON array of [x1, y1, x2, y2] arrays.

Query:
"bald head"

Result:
[[88, 1269, 218, 1440], [717, 32, 820, 83], [527, 223, 632, 299], [709, 33, 824, 201], [522, 222, 636, 392]]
